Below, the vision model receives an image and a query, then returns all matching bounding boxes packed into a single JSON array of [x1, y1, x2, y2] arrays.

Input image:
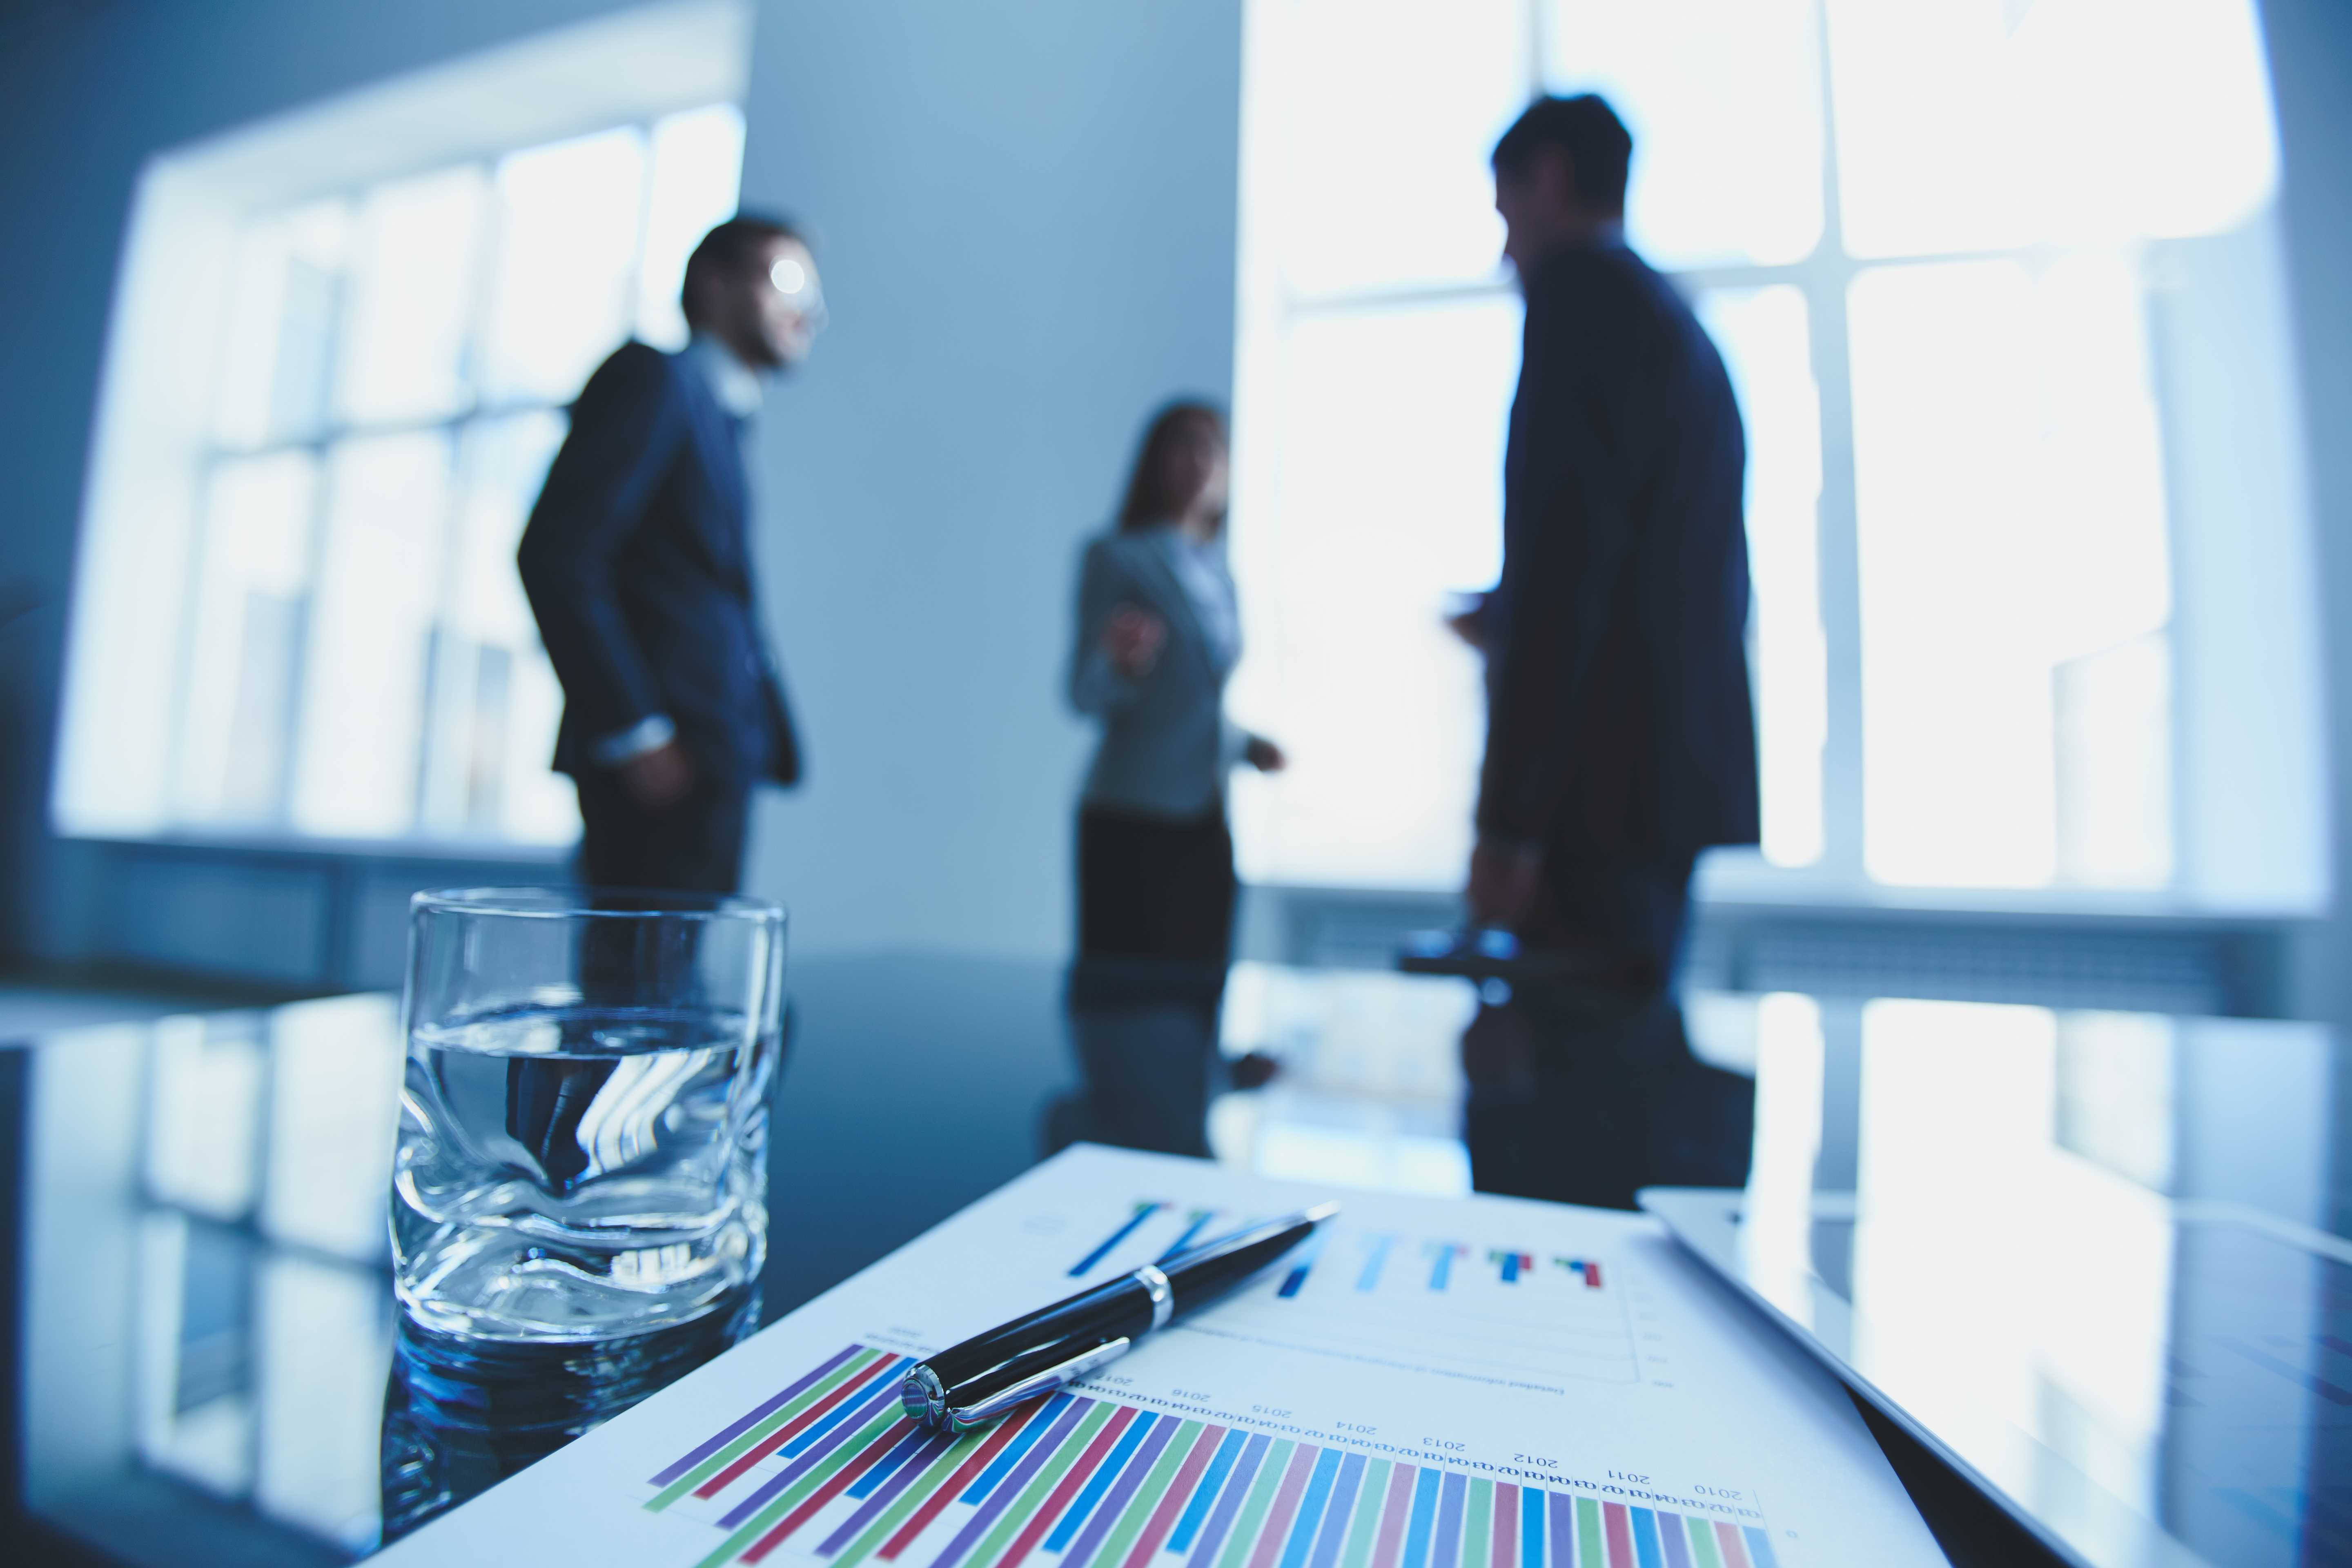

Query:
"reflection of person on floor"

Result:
[[1460, 989, 1754, 1209], [1052, 404, 1284, 1157], [1451, 96, 1761, 1205]]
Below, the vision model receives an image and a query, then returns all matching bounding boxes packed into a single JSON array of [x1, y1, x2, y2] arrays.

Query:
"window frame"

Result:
[[1230, 0, 2318, 916]]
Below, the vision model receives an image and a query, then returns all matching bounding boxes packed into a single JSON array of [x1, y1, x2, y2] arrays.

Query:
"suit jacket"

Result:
[[1477, 243, 1760, 855], [519, 341, 800, 789], [1068, 526, 1250, 818]]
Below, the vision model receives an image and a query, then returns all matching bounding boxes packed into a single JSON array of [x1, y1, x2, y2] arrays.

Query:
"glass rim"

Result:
[[410, 886, 786, 924]]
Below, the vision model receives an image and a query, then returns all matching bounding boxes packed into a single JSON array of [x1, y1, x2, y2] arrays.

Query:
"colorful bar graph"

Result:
[[1487, 1252, 1533, 1284], [1073, 1202, 1169, 1275], [1553, 1258, 1602, 1290], [657, 1345, 1769, 1568], [1423, 1243, 1467, 1290]]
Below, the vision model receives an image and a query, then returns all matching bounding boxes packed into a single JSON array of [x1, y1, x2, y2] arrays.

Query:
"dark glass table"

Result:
[[2, 956, 2341, 1566]]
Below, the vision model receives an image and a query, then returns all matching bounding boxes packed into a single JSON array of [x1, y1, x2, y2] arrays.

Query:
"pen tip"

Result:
[[1302, 1200, 1341, 1223]]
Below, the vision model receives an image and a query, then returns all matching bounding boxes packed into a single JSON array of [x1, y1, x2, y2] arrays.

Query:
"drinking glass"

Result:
[[392, 887, 784, 1341]]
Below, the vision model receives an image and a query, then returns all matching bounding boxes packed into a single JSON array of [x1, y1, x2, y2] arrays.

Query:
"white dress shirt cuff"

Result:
[[592, 714, 676, 767]]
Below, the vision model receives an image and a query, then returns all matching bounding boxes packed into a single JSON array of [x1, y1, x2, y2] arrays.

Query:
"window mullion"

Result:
[[1809, 0, 1867, 883]]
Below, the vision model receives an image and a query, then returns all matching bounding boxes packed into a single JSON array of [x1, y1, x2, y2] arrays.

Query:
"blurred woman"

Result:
[[1067, 402, 1283, 964]]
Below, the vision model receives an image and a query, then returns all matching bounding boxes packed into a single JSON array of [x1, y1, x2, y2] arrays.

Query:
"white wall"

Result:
[[736, 0, 1243, 960]]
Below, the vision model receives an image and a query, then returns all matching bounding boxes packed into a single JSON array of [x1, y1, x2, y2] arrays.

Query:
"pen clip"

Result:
[[950, 1337, 1131, 1431]]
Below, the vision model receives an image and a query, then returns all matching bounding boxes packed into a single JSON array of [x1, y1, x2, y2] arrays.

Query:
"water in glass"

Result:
[[392, 1002, 771, 1341]]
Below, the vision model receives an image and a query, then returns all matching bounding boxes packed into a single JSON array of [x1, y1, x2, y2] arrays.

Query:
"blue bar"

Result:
[[823, 1430, 959, 1550], [929, 1399, 1094, 1568], [1278, 1448, 1346, 1568], [648, 1342, 862, 1485], [1186, 1434, 1273, 1568], [1743, 1526, 1782, 1568], [1545, 1495, 1574, 1568], [1401, 1466, 1442, 1568], [1655, 1511, 1693, 1568], [1158, 1208, 1218, 1262], [1170, 1430, 1249, 1552], [782, 1368, 906, 1459], [1521, 1486, 1545, 1568], [1431, 1471, 1466, 1568], [1630, 1507, 1663, 1568], [1062, 1415, 1180, 1568], [960, 1394, 1069, 1502], [1046, 1412, 1160, 1550], [1306, 1452, 1368, 1568], [846, 1424, 937, 1499], [1074, 1203, 1165, 1276], [1356, 1235, 1393, 1292]]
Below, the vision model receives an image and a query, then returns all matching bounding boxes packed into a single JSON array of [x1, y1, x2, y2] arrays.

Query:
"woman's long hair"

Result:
[[1116, 401, 1228, 533]]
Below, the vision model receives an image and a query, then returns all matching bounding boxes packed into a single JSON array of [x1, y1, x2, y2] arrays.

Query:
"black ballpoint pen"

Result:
[[902, 1202, 1340, 1431]]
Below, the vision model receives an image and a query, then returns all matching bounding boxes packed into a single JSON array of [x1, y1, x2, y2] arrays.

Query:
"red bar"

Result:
[[695, 1351, 895, 1499], [1244, 1446, 1319, 1568], [1120, 1425, 1229, 1568], [1714, 1522, 1752, 1568], [1369, 1464, 1417, 1568], [877, 1402, 1044, 1560], [742, 1417, 920, 1563], [1492, 1484, 1518, 1568], [995, 1407, 1141, 1568], [1584, 1263, 1602, 1290], [1604, 1503, 1633, 1568]]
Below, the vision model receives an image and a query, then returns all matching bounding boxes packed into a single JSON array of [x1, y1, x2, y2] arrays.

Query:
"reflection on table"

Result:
[[5, 960, 2345, 1565]]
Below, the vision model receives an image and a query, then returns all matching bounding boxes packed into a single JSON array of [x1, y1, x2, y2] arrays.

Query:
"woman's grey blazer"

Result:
[[1068, 527, 1251, 818]]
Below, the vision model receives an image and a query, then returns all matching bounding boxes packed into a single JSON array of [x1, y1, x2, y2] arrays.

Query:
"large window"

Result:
[[173, 105, 743, 846], [1228, 0, 2315, 907], [54, 2, 752, 853]]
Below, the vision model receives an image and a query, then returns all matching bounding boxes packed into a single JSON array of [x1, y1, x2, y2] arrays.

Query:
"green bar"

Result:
[[1340, 1461, 1392, 1568], [689, 1410, 903, 1568], [831, 1428, 991, 1568], [648, 1348, 886, 1511], [1685, 1515, 1724, 1568], [1094, 1421, 1205, 1568], [1575, 1499, 1602, 1568], [1216, 1439, 1298, 1568], [965, 1404, 1119, 1568], [1464, 1480, 1491, 1568]]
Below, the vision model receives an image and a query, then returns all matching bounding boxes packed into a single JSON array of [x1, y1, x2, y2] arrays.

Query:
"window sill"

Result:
[[66, 829, 576, 868]]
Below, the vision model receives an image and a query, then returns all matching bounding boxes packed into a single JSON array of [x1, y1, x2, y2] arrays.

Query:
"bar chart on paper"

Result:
[[643, 1342, 1783, 1568], [371, 1147, 1951, 1568], [1064, 1201, 1640, 1389]]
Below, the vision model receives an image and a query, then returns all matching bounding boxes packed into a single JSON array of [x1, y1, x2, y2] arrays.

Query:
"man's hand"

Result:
[[1244, 735, 1287, 773], [1464, 836, 1544, 927], [618, 739, 695, 810], [1104, 606, 1167, 679]]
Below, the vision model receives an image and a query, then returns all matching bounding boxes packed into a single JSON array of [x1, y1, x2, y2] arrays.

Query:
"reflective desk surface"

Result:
[[2, 956, 2343, 1566]]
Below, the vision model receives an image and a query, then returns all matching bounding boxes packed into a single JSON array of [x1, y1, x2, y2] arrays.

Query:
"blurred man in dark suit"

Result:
[[1452, 96, 1760, 1204], [519, 215, 823, 893]]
